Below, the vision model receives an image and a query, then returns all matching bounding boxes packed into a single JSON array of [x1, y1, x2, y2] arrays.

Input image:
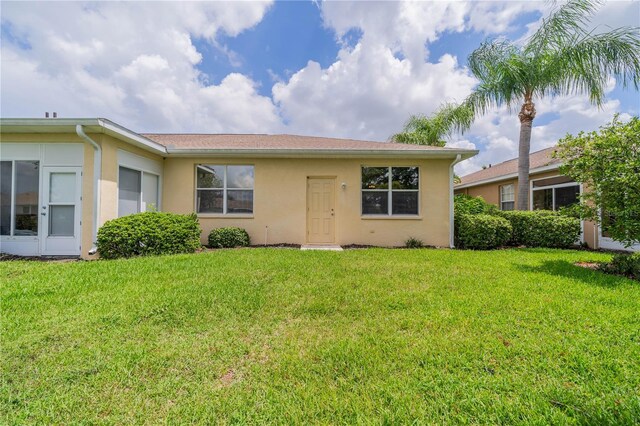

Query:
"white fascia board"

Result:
[[0, 118, 167, 156], [165, 148, 479, 160], [97, 118, 166, 155], [454, 163, 562, 189]]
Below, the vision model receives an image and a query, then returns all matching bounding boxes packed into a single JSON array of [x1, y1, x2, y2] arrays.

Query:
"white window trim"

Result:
[[195, 165, 254, 216], [529, 175, 580, 212], [117, 150, 162, 216], [500, 184, 515, 211], [360, 166, 420, 217]]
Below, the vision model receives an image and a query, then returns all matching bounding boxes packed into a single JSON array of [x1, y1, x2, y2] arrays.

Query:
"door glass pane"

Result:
[[15, 161, 39, 236], [532, 189, 553, 210], [362, 167, 389, 189], [142, 173, 159, 211], [362, 191, 388, 214], [118, 167, 141, 217], [554, 185, 580, 210], [227, 166, 254, 189], [392, 191, 418, 215], [197, 190, 223, 213], [49, 205, 75, 236], [49, 172, 75, 203], [227, 190, 253, 213], [0, 161, 11, 235], [391, 167, 419, 189]]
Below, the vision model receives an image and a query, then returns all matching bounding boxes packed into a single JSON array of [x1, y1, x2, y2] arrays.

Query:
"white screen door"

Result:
[[41, 167, 82, 255]]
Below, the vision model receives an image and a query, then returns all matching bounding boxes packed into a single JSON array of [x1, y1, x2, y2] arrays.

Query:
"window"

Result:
[[118, 166, 160, 217], [1, 160, 39, 236], [361, 166, 419, 216], [531, 176, 580, 211], [196, 165, 254, 214], [500, 184, 515, 211]]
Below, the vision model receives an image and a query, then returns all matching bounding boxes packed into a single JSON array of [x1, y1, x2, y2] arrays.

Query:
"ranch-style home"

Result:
[[455, 146, 639, 252], [0, 118, 477, 258]]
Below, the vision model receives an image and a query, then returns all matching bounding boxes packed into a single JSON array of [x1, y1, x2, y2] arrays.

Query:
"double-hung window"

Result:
[[196, 165, 254, 214], [361, 166, 419, 216], [118, 166, 160, 217], [500, 184, 515, 211]]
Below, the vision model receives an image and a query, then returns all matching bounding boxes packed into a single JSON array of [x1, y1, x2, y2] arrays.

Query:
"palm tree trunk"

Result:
[[517, 98, 536, 210]]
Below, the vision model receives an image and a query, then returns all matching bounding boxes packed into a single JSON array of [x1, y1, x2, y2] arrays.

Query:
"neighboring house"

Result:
[[0, 118, 477, 258], [455, 146, 639, 252]]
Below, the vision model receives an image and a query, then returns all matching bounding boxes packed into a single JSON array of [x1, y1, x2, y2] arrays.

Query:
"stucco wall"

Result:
[[163, 157, 453, 247]]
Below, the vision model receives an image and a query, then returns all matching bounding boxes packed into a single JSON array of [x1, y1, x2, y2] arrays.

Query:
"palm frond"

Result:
[[537, 27, 640, 104], [526, 0, 600, 55], [391, 103, 475, 146]]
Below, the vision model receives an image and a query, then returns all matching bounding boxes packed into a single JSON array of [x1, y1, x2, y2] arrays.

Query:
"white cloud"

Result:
[[0, 1, 277, 132]]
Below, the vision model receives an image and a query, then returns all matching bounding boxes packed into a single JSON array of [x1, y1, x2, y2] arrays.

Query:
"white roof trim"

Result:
[[455, 163, 562, 189], [0, 118, 167, 155]]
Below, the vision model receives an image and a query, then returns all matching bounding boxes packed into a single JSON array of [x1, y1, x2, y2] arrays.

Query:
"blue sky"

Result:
[[1, 1, 639, 174]]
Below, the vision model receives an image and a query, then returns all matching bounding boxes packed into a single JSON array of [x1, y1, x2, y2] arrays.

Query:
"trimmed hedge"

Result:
[[208, 227, 251, 248], [497, 210, 581, 248], [456, 214, 512, 250], [97, 212, 201, 259]]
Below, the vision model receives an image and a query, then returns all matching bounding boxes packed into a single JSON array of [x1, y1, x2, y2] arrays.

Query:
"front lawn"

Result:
[[2, 248, 639, 424]]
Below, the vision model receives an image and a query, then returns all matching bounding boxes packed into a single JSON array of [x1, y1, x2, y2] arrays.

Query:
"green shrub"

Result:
[[404, 237, 424, 248], [454, 194, 498, 218], [497, 210, 580, 248], [97, 212, 201, 259], [598, 253, 640, 280], [456, 214, 512, 250], [208, 227, 251, 248]]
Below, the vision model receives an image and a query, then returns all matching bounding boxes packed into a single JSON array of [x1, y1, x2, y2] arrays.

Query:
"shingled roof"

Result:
[[456, 146, 561, 187], [143, 133, 464, 152]]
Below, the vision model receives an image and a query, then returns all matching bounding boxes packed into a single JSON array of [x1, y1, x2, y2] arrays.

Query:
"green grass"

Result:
[[2, 248, 639, 424]]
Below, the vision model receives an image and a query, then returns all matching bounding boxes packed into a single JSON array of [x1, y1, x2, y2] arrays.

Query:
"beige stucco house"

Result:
[[455, 146, 639, 252], [0, 118, 477, 258]]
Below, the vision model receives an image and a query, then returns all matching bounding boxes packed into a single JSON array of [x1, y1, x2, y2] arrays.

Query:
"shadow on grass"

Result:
[[517, 260, 632, 288]]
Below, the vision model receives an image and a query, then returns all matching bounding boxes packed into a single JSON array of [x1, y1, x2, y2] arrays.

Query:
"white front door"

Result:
[[41, 167, 82, 255]]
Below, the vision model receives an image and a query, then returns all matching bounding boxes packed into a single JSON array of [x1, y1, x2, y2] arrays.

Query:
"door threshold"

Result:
[[301, 244, 343, 251]]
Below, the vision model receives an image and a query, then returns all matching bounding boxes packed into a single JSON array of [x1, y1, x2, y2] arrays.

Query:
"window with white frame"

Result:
[[0, 160, 39, 236], [196, 165, 254, 214], [118, 166, 159, 217], [500, 184, 515, 211], [361, 166, 419, 216], [532, 176, 580, 211]]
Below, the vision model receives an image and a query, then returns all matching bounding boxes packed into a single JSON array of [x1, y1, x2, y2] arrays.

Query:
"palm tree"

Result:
[[391, 103, 474, 147], [462, 0, 640, 210]]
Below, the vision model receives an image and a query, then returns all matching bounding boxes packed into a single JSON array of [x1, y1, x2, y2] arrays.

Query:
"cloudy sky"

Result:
[[1, 1, 639, 175]]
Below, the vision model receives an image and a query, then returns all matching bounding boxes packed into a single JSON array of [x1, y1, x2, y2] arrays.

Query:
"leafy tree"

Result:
[[391, 103, 473, 146], [460, 0, 640, 210], [555, 115, 640, 247]]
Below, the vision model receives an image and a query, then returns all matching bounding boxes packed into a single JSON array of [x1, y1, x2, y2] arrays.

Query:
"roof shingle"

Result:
[[457, 146, 561, 187], [142, 133, 467, 152]]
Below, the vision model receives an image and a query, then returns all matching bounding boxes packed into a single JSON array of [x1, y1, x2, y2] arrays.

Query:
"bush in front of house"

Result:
[[97, 212, 201, 259], [454, 194, 498, 218], [208, 227, 251, 248], [404, 237, 424, 248], [598, 252, 640, 281], [497, 210, 581, 248], [456, 214, 512, 250]]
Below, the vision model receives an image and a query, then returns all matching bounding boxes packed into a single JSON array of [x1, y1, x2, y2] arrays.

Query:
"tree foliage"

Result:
[[391, 103, 474, 146], [555, 115, 640, 247], [459, 0, 639, 210]]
